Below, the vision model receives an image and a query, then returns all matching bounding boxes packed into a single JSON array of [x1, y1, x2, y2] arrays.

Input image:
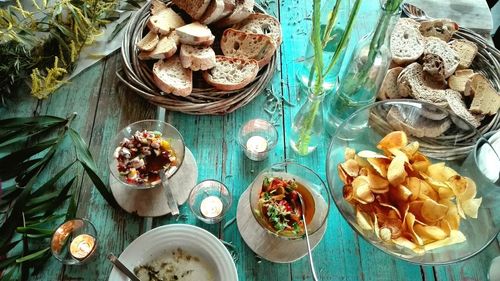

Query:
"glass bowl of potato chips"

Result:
[[326, 100, 500, 264]]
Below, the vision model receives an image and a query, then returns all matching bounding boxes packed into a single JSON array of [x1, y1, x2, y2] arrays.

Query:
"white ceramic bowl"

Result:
[[108, 224, 238, 280]]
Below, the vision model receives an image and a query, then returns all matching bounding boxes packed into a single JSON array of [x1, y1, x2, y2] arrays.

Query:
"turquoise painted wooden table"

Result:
[[1, 0, 498, 280]]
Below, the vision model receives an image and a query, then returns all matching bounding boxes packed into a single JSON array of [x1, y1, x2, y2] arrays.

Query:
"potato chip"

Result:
[[367, 170, 389, 194], [389, 184, 412, 203], [358, 150, 389, 159], [377, 131, 408, 151], [345, 147, 356, 160], [356, 209, 374, 230], [340, 159, 360, 177], [405, 177, 421, 201], [379, 227, 392, 241], [388, 148, 410, 163], [418, 179, 439, 201], [439, 219, 452, 236], [437, 187, 454, 199], [343, 185, 355, 203], [421, 199, 448, 223], [352, 176, 374, 203], [405, 212, 424, 246], [440, 199, 461, 229], [400, 141, 419, 158], [461, 197, 482, 219], [337, 164, 351, 185], [423, 230, 466, 252], [411, 153, 431, 172], [414, 224, 448, 241], [381, 218, 403, 239], [448, 175, 477, 201], [367, 157, 390, 178], [392, 237, 424, 254], [388, 155, 407, 185]]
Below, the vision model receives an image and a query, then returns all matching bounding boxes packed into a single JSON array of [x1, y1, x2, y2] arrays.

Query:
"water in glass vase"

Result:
[[326, 85, 375, 130]]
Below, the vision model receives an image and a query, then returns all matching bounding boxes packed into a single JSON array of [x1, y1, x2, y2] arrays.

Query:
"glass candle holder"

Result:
[[51, 218, 98, 265], [188, 180, 232, 224], [238, 119, 278, 161]]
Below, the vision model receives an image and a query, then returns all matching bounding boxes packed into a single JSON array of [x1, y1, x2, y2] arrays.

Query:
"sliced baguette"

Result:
[[202, 56, 258, 90], [419, 19, 458, 42], [150, 0, 168, 15], [200, 0, 225, 25], [221, 28, 276, 68], [386, 106, 451, 138], [147, 7, 185, 35], [138, 33, 178, 60], [179, 44, 216, 71], [390, 21, 425, 65], [137, 31, 159, 51], [153, 56, 192, 97], [445, 91, 481, 128], [448, 69, 474, 93], [397, 62, 449, 107], [215, 0, 254, 27], [379, 67, 404, 100], [172, 0, 211, 20], [421, 53, 446, 82], [232, 13, 282, 46], [218, 0, 236, 21], [399, 18, 421, 29], [423, 37, 459, 78], [466, 73, 500, 115], [176, 22, 215, 46], [449, 39, 478, 69]]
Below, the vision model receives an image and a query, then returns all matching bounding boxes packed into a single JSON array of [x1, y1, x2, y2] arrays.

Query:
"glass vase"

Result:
[[325, 3, 401, 135], [295, 0, 348, 92], [290, 90, 326, 156]]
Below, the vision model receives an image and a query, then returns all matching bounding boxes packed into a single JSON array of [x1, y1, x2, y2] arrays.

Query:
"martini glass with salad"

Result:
[[250, 162, 330, 239], [108, 120, 185, 189]]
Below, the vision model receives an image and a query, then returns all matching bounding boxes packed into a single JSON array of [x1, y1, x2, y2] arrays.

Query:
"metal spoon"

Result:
[[402, 3, 430, 20], [297, 193, 319, 281], [107, 253, 141, 281]]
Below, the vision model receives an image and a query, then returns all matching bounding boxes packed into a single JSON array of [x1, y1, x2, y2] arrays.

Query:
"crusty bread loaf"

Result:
[[449, 39, 478, 69], [390, 21, 425, 65], [218, 0, 236, 21], [200, 0, 225, 25], [448, 69, 474, 93], [153, 56, 193, 97], [215, 0, 254, 27], [138, 33, 178, 60], [466, 73, 500, 115], [397, 62, 450, 107], [147, 7, 185, 35], [445, 91, 481, 128], [386, 106, 451, 138], [423, 37, 459, 78], [179, 44, 216, 71], [419, 19, 458, 42], [378, 67, 404, 100], [202, 56, 258, 90], [176, 22, 215, 46], [137, 31, 159, 51], [220, 28, 276, 68], [172, 0, 211, 20], [232, 13, 282, 46], [422, 53, 446, 82]]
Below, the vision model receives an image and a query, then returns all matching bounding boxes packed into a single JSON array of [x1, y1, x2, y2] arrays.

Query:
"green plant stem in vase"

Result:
[[290, 0, 362, 156], [325, 0, 403, 134]]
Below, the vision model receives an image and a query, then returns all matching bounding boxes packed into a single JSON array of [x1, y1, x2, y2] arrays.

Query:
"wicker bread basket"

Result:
[[372, 26, 500, 160], [118, 1, 277, 115]]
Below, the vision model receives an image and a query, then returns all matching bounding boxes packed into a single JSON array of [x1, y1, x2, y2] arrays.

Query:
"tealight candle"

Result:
[[70, 234, 96, 260], [238, 119, 278, 161], [200, 196, 224, 218], [246, 136, 268, 153]]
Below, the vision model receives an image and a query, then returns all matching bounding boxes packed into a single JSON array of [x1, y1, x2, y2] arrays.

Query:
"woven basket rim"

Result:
[[119, 0, 278, 115]]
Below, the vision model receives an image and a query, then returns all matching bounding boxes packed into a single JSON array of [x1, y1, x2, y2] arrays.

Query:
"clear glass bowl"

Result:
[[326, 100, 500, 264], [188, 180, 232, 224], [108, 120, 185, 190], [249, 161, 330, 239]]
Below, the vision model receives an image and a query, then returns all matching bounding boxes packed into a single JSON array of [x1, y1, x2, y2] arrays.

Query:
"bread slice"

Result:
[[419, 19, 458, 42], [137, 31, 159, 51], [172, 0, 211, 20], [421, 53, 446, 82], [390, 22, 425, 65], [232, 13, 282, 46], [445, 91, 481, 128], [221, 28, 276, 68], [176, 22, 215, 46], [466, 73, 500, 115], [423, 37, 459, 78], [386, 106, 451, 138], [218, 0, 236, 20], [397, 62, 449, 107], [215, 0, 254, 27], [202, 56, 258, 90], [147, 7, 185, 35], [448, 69, 474, 93], [399, 18, 421, 29], [379, 67, 404, 100], [138, 33, 178, 60], [150, 0, 168, 15], [449, 39, 478, 69], [200, 0, 225, 25], [153, 56, 193, 96], [180, 44, 216, 71]]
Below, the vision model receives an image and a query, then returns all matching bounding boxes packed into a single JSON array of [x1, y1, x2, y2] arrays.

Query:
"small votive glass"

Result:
[[51, 218, 98, 265], [238, 119, 278, 161], [188, 180, 232, 224]]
